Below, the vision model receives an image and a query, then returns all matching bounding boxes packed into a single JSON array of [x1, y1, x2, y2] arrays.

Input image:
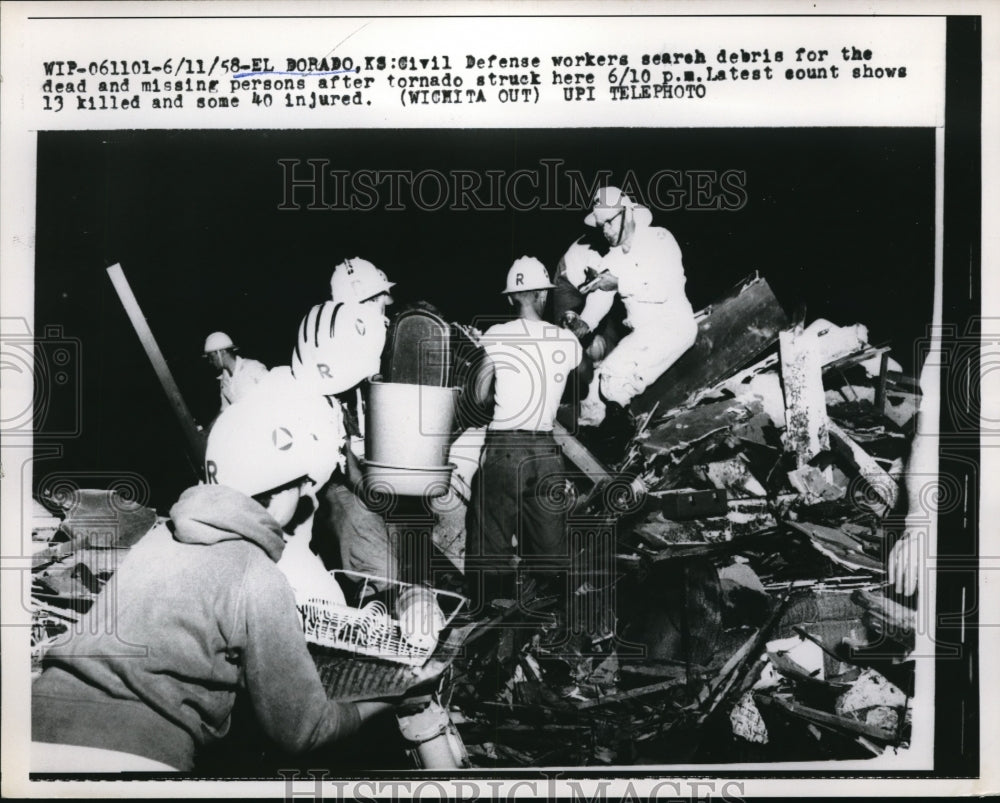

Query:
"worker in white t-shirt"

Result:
[[562, 186, 697, 427], [465, 257, 583, 599]]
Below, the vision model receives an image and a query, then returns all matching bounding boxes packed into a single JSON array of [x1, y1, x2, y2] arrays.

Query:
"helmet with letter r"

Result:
[[290, 300, 387, 396]]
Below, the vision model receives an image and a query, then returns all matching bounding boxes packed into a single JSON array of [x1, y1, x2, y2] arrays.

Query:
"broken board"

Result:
[[632, 274, 788, 416], [780, 326, 831, 466], [553, 421, 614, 486], [827, 420, 899, 510]]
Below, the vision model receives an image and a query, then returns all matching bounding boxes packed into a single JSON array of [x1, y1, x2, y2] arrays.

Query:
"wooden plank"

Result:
[[106, 264, 206, 471], [765, 650, 851, 692], [827, 420, 899, 509], [779, 326, 830, 466], [553, 421, 613, 484], [821, 345, 891, 375], [875, 352, 891, 416], [632, 275, 788, 415], [885, 371, 922, 394], [696, 585, 796, 725], [573, 675, 687, 710], [755, 693, 899, 743]]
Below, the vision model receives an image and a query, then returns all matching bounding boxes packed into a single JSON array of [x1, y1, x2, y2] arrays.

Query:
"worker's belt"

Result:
[[485, 429, 556, 438]]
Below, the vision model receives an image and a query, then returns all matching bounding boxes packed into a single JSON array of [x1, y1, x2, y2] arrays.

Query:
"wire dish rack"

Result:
[[299, 570, 467, 667]]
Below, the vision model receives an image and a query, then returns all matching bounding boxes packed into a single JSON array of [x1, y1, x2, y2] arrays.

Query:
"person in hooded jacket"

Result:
[[31, 389, 399, 773]]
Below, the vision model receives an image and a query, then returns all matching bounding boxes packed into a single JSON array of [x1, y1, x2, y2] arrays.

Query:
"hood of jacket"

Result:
[[169, 483, 285, 562]]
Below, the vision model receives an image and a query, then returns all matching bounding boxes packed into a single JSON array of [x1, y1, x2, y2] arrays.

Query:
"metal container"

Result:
[[361, 460, 456, 498], [366, 379, 459, 468]]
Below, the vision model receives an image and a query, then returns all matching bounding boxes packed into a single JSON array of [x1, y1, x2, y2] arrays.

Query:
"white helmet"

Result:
[[502, 256, 554, 294], [290, 300, 387, 395], [203, 331, 235, 354], [584, 185, 635, 227], [330, 257, 396, 303], [205, 378, 344, 497], [243, 366, 347, 484]]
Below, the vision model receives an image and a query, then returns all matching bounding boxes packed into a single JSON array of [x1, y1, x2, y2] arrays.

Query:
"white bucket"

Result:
[[361, 460, 456, 498], [366, 379, 459, 468]]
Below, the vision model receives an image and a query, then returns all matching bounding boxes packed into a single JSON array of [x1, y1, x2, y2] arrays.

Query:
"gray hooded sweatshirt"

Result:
[[32, 484, 360, 771]]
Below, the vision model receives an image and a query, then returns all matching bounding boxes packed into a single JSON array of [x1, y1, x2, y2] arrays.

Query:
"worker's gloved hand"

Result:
[[561, 311, 592, 344], [402, 656, 450, 697], [888, 529, 922, 597], [586, 334, 608, 361], [455, 322, 483, 342], [580, 270, 619, 294]]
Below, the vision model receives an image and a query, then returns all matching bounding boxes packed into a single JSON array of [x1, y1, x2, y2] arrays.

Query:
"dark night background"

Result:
[[33, 128, 935, 512]]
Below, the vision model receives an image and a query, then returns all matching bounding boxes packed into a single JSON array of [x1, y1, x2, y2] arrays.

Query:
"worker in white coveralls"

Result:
[[465, 257, 583, 604], [290, 285, 397, 584], [561, 187, 697, 427], [203, 330, 268, 412], [31, 388, 398, 772]]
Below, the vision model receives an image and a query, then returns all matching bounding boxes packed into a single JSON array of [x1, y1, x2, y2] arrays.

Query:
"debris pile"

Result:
[[29, 490, 159, 677], [444, 273, 921, 765], [28, 273, 924, 768]]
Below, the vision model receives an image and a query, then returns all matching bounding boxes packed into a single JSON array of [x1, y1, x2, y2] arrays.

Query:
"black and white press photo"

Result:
[[0, 3, 991, 799]]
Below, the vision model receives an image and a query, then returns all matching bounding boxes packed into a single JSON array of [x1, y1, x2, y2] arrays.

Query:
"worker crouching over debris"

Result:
[[31, 391, 392, 773], [564, 186, 697, 428], [465, 257, 583, 608]]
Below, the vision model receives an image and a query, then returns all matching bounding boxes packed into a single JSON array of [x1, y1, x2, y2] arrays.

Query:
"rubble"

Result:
[[632, 273, 789, 415], [787, 465, 847, 504], [779, 324, 831, 465], [440, 274, 921, 766], [29, 489, 159, 677], [29, 272, 923, 768]]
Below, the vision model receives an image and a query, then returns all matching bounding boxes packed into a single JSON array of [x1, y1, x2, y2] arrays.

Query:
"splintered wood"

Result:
[[779, 326, 830, 466], [827, 420, 899, 510]]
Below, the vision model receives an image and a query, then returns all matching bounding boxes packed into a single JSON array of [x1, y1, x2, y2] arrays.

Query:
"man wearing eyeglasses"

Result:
[[562, 186, 697, 428]]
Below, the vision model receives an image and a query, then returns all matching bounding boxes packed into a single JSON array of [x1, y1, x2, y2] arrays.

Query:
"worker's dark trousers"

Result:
[[315, 477, 398, 582], [465, 431, 570, 605]]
